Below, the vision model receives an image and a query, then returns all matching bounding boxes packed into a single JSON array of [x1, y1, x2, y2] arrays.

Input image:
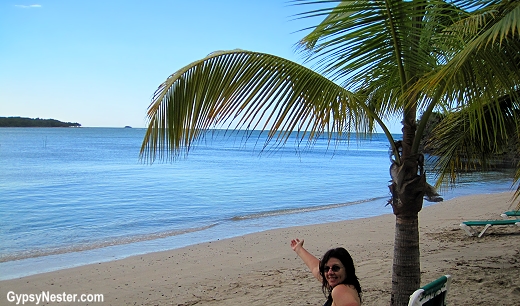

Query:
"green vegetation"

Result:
[[421, 110, 520, 170], [0, 117, 81, 127], [140, 1, 519, 305]]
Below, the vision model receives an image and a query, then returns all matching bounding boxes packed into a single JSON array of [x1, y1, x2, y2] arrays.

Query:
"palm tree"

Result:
[[140, 1, 520, 305], [417, 0, 520, 202]]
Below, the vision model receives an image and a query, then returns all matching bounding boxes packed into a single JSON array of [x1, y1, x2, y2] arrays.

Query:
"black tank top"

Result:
[[323, 294, 332, 306]]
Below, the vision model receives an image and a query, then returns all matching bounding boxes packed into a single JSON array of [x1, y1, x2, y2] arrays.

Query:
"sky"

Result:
[[1, 1, 402, 132]]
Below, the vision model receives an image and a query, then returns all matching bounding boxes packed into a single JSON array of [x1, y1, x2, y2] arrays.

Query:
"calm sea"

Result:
[[0, 128, 514, 280]]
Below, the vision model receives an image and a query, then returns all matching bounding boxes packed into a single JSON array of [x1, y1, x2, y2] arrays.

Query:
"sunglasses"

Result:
[[323, 264, 342, 273]]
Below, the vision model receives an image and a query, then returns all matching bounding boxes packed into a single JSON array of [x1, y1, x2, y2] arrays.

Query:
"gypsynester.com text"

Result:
[[6, 291, 104, 305]]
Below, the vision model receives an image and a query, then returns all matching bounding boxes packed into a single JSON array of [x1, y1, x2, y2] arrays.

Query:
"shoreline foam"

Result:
[[1, 192, 519, 305], [0, 181, 509, 274]]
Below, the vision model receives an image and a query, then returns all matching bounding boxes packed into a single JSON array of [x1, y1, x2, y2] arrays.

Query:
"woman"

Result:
[[290, 238, 362, 306]]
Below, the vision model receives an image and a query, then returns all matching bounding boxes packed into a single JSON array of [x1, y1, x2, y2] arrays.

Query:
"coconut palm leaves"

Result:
[[140, 1, 520, 305], [419, 0, 520, 199], [141, 50, 384, 162], [426, 95, 519, 180]]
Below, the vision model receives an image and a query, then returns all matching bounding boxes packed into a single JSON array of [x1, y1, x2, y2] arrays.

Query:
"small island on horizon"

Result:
[[0, 117, 81, 127]]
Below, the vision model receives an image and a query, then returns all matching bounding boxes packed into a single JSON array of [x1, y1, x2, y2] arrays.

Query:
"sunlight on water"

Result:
[[0, 128, 514, 279]]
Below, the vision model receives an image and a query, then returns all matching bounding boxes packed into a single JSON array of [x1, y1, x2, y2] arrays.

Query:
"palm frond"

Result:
[[293, 1, 462, 88], [140, 50, 379, 162], [409, 0, 520, 150], [415, 1, 520, 91], [427, 95, 519, 189], [292, 0, 482, 137]]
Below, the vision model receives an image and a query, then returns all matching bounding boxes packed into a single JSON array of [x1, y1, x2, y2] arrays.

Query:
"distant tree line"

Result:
[[419, 112, 518, 169], [0, 117, 81, 127]]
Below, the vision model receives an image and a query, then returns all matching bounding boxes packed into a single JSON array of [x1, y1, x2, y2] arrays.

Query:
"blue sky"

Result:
[[1, 1, 402, 132]]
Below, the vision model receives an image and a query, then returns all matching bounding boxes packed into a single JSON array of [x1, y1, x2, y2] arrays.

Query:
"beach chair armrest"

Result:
[[408, 275, 451, 306], [408, 289, 424, 306]]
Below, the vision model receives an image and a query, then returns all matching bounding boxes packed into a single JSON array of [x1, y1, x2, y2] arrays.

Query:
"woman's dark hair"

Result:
[[319, 247, 362, 303]]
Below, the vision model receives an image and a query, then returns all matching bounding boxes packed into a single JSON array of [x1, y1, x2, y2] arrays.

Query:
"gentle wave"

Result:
[[0, 223, 219, 263], [2, 128, 514, 279], [230, 197, 388, 221]]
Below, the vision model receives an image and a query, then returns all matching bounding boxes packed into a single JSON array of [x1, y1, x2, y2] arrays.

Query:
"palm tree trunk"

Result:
[[389, 111, 424, 306], [391, 214, 420, 306], [388, 150, 425, 306]]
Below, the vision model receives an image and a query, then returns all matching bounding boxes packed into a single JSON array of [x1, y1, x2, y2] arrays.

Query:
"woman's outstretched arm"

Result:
[[290, 238, 321, 281]]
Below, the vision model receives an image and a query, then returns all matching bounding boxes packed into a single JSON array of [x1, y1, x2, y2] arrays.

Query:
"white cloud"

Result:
[[15, 4, 42, 9]]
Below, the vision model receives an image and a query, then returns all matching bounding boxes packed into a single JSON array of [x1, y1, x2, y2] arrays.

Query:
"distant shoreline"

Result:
[[0, 116, 81, 127]]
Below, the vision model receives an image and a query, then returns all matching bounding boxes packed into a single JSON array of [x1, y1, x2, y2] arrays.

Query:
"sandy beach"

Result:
[[2, 192, 519, 305]]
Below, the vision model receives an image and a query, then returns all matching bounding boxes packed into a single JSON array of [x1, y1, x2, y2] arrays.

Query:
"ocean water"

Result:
[[0, 127, 514, 280]]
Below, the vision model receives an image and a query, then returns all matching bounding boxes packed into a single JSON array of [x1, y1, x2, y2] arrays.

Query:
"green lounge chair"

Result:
[[460, 220, 520, 237], [408, 275, 452, 306], [501, 210, 520, 219]]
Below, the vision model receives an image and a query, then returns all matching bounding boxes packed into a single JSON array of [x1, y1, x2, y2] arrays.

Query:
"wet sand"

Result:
[[1, 192, 519, 305]]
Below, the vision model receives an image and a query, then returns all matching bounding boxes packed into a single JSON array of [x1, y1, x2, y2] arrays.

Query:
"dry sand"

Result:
[[1, 192, 520, 305]]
